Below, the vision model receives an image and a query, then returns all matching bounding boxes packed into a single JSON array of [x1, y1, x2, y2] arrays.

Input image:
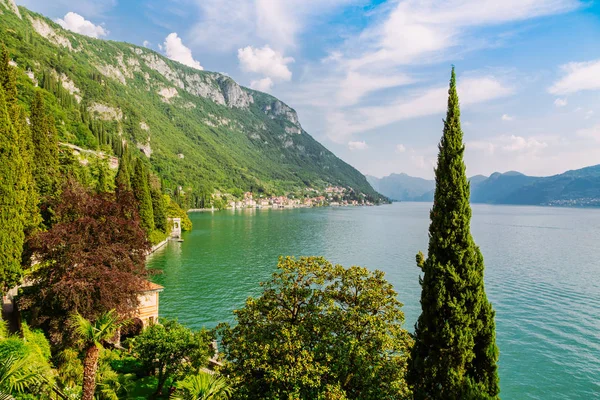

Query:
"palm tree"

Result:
[[70, 310, 123, 400], [170, 372, 232, 400], [0, 353, 44, 400]]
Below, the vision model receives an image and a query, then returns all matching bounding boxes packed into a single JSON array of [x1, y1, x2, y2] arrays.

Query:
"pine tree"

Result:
[[30, 91, 59, 199], [0, 86, 25, 292], [131, 157, 154, 233], [408, 67, 500, 399]]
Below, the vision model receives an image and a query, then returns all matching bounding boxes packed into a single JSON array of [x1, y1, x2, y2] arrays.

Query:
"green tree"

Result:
[[131, 158, 155, 233], [0, 86, 25, 293], [218, 256, 412, 400], [115, 144, 132, 191], [30, 91, 59, 199], [165, 195, 192, 231], [15, 108, 42, 235], [0, 46, 17, 120], [92, 157, 114, 194], [70, 310, 123, 400], [170, 373, 232, 400], [151, 186, 167, 233], [132, 319, 213, 397], [407, 68, 500, 399]]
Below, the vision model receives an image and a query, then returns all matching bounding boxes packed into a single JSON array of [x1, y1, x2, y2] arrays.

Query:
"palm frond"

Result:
[[0, 354, 44, 395]]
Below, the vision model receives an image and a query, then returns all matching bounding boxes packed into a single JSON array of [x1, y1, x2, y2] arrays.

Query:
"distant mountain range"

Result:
[[367, 164, 600, 207]]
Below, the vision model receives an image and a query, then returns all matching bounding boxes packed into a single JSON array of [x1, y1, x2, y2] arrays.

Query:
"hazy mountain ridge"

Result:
[[0, 3, 382, 200], [371, 165, 600, 206]]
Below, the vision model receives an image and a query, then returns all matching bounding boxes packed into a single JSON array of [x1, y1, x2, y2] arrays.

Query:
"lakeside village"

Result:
[[190, 185, 378, 211]]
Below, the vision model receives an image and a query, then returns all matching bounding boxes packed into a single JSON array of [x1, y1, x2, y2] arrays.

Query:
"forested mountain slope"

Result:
[[0, 0, 382, 205]]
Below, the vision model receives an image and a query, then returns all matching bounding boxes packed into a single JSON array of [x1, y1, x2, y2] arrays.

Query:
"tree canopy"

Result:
[[132, 319, 214, 397], [20, 182, 151, 346], [218, 256, 413, 400]]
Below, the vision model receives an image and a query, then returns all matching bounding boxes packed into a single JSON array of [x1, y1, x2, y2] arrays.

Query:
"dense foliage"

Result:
[[407, 68, 500, 399], [218, 256, 413, 400], [131, 319, 214, 396], [20, 182, 151, 346]]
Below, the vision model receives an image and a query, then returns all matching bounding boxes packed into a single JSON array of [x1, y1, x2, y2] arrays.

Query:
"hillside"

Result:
[[0, 0, 383, 205], [372, 166, 600, 207], [367, 173, 434, 201]]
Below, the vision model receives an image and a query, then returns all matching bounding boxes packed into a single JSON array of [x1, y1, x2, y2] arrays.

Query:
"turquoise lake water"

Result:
[[147, 202, 600, 399]]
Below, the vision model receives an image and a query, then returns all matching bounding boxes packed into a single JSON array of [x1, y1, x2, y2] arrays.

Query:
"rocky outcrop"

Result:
[[89, 103, 123, 121], [29, 17, 73, 50], [217, 76, 254, 109], [158, 87, 178, 103], [1, 0, 20, 19], [263, 100, 302, 133], [59, 73, 82, 102], [142, 53, 184, 88], [137, 137, 152, 158], [183, 73, 226, 106]]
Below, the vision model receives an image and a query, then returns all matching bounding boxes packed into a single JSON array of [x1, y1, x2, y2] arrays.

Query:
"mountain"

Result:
[[372, 166, 600, 207], [366, 173, 435, 201], [0, 1, 383, 203]]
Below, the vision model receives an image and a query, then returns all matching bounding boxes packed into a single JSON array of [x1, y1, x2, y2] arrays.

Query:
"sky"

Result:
[[16, 0, 600, 179]]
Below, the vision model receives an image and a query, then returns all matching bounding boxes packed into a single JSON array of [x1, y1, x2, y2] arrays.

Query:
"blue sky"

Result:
[[17, 0, 600, 179]]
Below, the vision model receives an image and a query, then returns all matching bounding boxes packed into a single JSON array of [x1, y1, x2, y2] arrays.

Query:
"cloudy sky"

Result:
[[17, 0, 600, 179]]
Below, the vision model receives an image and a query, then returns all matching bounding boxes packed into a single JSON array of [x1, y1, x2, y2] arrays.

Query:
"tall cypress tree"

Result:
[[30, 91, 59, 199], [16, 107, 41, 234], [115, 143, 132, 191], [131, 157, 154, 233], [408, 67, 500, 399], [0, 86, 25, 292], [151, 185, 167, 233]]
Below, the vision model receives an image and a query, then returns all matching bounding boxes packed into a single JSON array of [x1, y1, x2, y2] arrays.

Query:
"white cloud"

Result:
[[163, 33, 204, 70], [502, 114, 514, 121], [336, 71, 413, 106], [554, 98, 568, 107], [250, 77, 274, 92], [348, 140, 368, 151], [326, 75, 513, 141], [238, 45, 294, 81], [500, 135, 547, 152], [396, 144, 406, 153], [143, 40, 151, 48], [346, 0, 580, 71], [56, 12, 107, 38], [189, 0, 353, 52], [549, 59, 600, 94]]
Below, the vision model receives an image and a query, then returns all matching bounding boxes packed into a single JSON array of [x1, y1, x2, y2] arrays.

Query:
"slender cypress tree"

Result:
[[408, 67, 500, 399], [131, 157, 155, 233], [0, 86, 25, 292], [115, 143, 132, 191], [30, 91, 59, 199], [15, 107, 41, 234], [151, 185, 167, 233]]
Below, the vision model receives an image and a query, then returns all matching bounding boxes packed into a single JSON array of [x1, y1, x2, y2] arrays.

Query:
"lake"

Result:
[[147, 203, 600, 399]]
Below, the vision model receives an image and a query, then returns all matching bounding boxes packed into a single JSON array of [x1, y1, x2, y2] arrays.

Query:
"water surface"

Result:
[[148, 203, 600, 399]]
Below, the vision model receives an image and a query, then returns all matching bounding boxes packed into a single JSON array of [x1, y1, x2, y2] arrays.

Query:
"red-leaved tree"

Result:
[[20, 181, 153, 345]]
